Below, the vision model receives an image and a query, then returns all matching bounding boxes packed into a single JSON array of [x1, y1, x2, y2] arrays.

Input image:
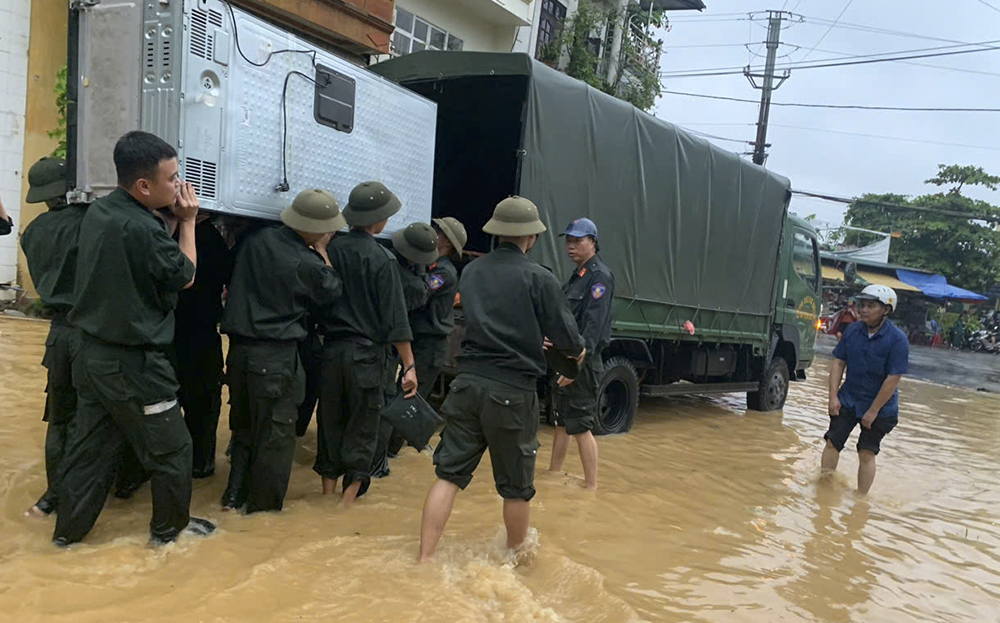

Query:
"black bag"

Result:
[[380, 390, 443, 451], [545, 347, 581, 380]]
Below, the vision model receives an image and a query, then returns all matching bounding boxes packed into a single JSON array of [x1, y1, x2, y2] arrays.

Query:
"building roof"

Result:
[[819, 250, 933, 274]]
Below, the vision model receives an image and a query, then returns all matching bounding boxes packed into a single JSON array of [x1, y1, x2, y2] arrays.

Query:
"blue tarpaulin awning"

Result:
[[895, 269, 988, 301]]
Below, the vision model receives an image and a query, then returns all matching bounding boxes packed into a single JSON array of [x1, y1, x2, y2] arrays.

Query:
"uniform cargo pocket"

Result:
[[87, 358, 131, 402], [518, 439, 541, 484], [352, 345, 384, 389], [41, 332, 58, 368], [140, 404, 188, 457], [482, 389, 528, 431], [247, 357, 289, 399]]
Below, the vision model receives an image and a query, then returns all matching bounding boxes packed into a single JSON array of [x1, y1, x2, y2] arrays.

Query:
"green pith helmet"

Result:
[[342, 181, 402, 227], [392, 222, 439, 265], [25, 157, 68, 204], [280, 189, 346, 234], [482, 196, 547, 237], [432, 216, 468, 254]]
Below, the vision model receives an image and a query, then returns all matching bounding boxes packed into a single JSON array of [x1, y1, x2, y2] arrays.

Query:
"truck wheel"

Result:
[[747, 357, 789, 412], [595, 357, 639, 435]]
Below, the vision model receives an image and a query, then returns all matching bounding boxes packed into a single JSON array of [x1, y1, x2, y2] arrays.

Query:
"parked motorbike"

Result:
[[968, 329, 999, 354]]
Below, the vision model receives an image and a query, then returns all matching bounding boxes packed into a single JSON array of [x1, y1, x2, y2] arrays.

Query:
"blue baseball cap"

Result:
[[560, 217, 598, 239]]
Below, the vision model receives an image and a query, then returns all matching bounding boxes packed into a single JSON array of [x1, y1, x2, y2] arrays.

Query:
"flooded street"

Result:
[[1, 317, 999, 622]]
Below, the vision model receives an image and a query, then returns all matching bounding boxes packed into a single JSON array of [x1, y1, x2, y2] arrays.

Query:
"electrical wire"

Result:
[[659, 40, 1000, 78], [659, 89, 1000, 112], [974, 0, 1000, 13], [810, 46, 1000, 77], [660, 39, 1000, 76], [225, 0, 318, 67], [798, 0, 855, 62], [769, 123, 1000, 151], [795, 14, 988, 46], [685, 129, 751, 144], [791, 190, 1000, 220]]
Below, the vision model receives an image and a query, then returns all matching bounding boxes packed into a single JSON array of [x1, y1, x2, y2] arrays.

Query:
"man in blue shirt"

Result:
[[824, 285, 909, 494]]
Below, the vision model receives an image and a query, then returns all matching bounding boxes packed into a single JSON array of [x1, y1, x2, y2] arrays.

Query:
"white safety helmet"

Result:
[[857, 284, 897, 312]]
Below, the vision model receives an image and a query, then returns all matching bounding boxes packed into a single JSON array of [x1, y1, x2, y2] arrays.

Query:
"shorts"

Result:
[[433, 373, 540, 500], [552, 355, 603, 435], [824, 407, 897, 455]]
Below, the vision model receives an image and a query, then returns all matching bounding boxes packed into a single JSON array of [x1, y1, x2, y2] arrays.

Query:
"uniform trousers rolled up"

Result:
[[54, 335, 193, 545]]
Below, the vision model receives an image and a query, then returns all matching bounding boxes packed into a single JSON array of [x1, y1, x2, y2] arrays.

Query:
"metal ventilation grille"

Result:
[[186, 158, 218, 199], [191, 8, 225, 60], [145, 40, 155, 69], [162, 39, 171, 68]]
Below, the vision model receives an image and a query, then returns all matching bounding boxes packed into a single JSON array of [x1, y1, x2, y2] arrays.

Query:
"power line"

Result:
[[795, 14, 988, 46], [798, 0, 855, 62], [810, 46, 1000, 77], [769, 123, 1000, 151], [659, 40, 1000, 78], [660, 89, 1000, 112], [685, 129, 751, 145], [791, 190, 1000, 220], [973, 0, 1000, 14], [660, 39, 997, 77]]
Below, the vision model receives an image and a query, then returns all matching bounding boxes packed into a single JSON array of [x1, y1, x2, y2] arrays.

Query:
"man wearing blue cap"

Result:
[[548, 218, 614, 490]]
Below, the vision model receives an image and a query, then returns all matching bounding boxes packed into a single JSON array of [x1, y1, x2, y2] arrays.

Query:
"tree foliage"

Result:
[[844, 164, 1000, 293], [540, 0, 663, 111], [47, 65, 68, 159]]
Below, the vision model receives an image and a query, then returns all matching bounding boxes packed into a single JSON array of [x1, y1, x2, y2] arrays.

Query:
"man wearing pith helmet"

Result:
[[220, 189, 344, 513], [418, 196, 584, 562], [824, 284, 908, 494], [314, 181, 417, 506], [549, 217, 614, 490]]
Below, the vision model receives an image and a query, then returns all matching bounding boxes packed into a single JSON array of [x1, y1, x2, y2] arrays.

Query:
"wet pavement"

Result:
[[816, 332, 1000, 393], [1, 317, 999, 622]]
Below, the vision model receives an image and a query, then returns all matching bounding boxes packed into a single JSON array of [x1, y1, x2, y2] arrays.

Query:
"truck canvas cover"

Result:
[[373, 53, 791, 344]]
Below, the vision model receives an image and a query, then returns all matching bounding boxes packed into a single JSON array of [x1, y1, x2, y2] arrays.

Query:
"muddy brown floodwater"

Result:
[[1, 317, 999, 622]]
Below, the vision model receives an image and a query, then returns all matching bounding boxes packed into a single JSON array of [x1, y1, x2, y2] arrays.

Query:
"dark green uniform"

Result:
[[19, 203, 88, 514], [315, 230, 410, 495], [553, 256, 615, 435], [434, 243, 583, 500], [295, 318, 323, 437], [220, 225, 342, 512], [0, 215, 12, 236], [174, 219, 232, 478], [56, 188, 196, 545], [371, 254, 431, 477], [410, 255, 459, 399]]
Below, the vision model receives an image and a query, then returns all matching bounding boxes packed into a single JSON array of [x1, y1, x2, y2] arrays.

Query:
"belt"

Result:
[[228, 335, 298, 347], [322, 334, 376, 347]]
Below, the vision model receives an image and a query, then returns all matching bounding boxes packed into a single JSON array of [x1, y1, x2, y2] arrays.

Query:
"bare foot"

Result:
[[24, 505, 48, 519], [342, 481, 362, 507]]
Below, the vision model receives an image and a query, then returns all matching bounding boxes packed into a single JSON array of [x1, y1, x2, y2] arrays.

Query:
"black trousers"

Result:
[[176, 329, 223, 477], [54, 336, 193, 545], [222, 340, 303, 513], [35, 320, 80, 513], [295, 330, 323, 437], [314, 339, 386, 495]]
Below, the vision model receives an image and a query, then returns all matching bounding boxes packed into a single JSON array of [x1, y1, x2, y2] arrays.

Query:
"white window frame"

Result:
[[391, 7, 464, 56]]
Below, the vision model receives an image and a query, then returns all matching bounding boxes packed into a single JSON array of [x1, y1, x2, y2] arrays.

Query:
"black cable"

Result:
[[659, 40, 1000, 78], [798, 0, 855, 63], [224, 0, 317, 68], [974, 0, 1000, 14], [277, 70, 330, 192], [223, 0, 329, 192], [685, 129, 751, 144], [660, 90, 1000, 112]]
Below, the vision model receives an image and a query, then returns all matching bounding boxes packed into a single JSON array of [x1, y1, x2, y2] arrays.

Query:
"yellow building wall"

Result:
[[17, 0, 67, 296]]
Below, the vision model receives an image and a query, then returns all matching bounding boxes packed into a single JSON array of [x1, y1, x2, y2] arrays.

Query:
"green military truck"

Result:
[[372, 52, 822, 433]]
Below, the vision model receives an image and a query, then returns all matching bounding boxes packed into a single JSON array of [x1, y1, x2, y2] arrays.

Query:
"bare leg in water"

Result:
[[419, 479, 460, 562], [502, 498, 530, 549], [857, 450, 877, 494], [821, 440, 840, 474], [549, 428, 599, 490], [343, 481, 362, 507]]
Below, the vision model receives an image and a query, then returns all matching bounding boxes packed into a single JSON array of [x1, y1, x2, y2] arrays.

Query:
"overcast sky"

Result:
[[651, 0, 1000, 232]]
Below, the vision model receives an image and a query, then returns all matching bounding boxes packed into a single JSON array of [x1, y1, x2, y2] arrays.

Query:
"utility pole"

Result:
[[745, 11, 790, 165]]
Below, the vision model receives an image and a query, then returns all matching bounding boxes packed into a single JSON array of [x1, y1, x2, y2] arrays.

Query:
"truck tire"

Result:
[[747, 357, 789, 412], [595, 357, 639, 435]]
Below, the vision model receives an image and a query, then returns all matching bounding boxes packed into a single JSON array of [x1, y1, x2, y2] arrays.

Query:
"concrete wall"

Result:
[[0, 0, 32, 285], [396, 0, 515, 52], [13, 0, 66, 295]]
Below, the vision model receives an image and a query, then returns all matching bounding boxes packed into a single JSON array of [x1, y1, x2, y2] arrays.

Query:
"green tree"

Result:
[[541, 0, 663, 112], [47, 65, 68, 159], [844, 164, 1000, 293]]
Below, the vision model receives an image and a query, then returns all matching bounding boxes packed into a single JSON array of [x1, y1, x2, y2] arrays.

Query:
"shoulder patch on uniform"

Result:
[[429, 273, 446, 290], [591, 283, 607, 299]]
